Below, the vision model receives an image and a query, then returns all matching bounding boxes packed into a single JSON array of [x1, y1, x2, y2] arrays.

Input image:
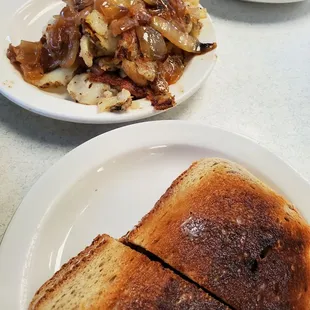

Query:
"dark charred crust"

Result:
[[123, 241, 233, 309], [197, 42, 217, 55], [126, 159, 310, 310], [147, 93, 175, 110], [89, 72, 147, 98]]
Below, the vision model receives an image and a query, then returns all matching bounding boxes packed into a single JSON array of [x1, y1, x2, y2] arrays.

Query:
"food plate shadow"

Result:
[[0, 95, 189, 148], [202, 0, 310, 23]]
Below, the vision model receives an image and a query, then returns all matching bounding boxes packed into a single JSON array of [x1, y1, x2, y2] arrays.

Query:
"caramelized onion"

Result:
[[40, 45, 62, 72], [60, 5, 78, 23], [156, 0, 173, 13], [129, 0, 151, 25], [7, 41, 44, 81], [61, 30, 81, 67], [22, 66, 44, 82], [151, 16, 197, 52], [110, 0, 130, 7], [160, 55, 184, 84], [64, 0, 94, 12], [136, 26, 167, 60], [14, 41, 41, 65], [169, 0, 186, 17], [151, 73, 169, 94], [95, 0, 129, 23], [155, 0, 186, 19], [110, 16, 138, 36], [45, 6, 81, 68], [151, 16, 215, 54]]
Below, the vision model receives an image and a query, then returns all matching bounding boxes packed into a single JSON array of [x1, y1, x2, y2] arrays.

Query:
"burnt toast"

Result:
[[125, 158, 310, 309], [29, 234, 229, 309]]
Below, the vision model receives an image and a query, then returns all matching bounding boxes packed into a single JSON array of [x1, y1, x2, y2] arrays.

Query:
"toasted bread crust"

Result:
[[29, 235, 109, 309], [126, 158, 310, 310], [29, 234, 228, 309]]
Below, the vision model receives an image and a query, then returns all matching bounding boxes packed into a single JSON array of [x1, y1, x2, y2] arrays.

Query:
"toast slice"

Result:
[[29, 234, 229, 309], [125, 158, 310, 310]]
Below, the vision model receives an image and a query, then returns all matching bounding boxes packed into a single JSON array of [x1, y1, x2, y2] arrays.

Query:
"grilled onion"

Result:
[[151, 16, 215, 54], [129, 0, 151, 25], [110, 16, 138, 36], [136, 26, 167, 60], [13, 41, 41, 66], [45, 6, 81, 68], [7, 41, 44, 81], [94, 0, 129, 23], [169, 0, 186, 17], [160, 55, 184, 84], [151, 16, 198, 53], [62, 30, 81, 68], [64, 0, 94, 12]]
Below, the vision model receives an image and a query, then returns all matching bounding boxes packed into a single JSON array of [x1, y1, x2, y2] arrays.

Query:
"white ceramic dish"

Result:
[[0, 0, 216, 124], [0, 120, 309, 309]]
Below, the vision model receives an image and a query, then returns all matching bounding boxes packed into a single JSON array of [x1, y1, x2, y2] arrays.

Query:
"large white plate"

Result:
[[0, 121, 309, 309], [0, 0, 216, 124]]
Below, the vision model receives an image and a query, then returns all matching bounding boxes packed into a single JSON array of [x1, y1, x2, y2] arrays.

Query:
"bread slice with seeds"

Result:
[[125, 158, 310, 310], [29, 234, 229, 309]]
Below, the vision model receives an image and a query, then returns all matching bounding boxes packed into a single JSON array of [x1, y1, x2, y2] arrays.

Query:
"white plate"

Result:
[[0, 0, 216, 124], [0, 121, 309, 309]]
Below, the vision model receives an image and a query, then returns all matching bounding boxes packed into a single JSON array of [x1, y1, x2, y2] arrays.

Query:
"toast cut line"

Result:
[[125, 158, 310, 310], [121, 240, 235, 310]]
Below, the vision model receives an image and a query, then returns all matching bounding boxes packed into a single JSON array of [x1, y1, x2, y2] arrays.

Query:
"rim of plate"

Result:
[[0, 120, 309, 309], [0, 0, 217, 124]]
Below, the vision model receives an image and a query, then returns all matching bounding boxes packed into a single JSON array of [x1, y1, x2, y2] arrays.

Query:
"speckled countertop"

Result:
[[1, 0, 310, 240]]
